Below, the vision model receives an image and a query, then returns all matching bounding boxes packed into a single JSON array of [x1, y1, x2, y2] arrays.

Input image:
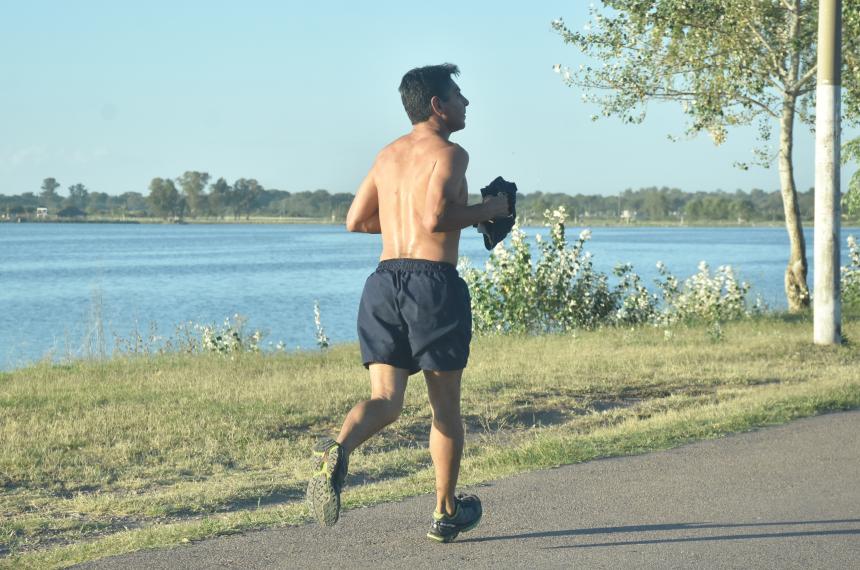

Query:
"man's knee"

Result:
[[372, 396, 403, 425], [431, 410, 463, 435]]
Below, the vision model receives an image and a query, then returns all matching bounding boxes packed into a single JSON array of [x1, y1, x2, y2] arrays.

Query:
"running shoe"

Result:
[[306, 438, 349, 526], [426, 493, 482, 543]]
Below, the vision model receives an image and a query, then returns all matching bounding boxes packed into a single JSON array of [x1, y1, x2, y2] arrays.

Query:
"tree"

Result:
[[843, 137, 860, 217], [733, 196, 756, 222], [684, 197, 705, 220], [842, 4, 860, 217], [147, 177, 180, 219], [554, 0, 860, 311], [40, 177, 61, 210], [176, 171, 210, 218], [66, 183, 89, 210], [208, 177, 232, 219], [86, 191, 110, 215], [642, 188, 669, 219], [232, 178, 263, 220], [118, 192, 148, 216], [57, 206, 86, 218]]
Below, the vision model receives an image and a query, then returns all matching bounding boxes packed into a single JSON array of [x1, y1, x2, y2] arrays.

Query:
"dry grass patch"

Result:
[[1, 315, 859, 568]]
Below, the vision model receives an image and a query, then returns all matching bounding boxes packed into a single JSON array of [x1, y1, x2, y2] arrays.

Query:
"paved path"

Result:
[[78, 411, 860, 570]]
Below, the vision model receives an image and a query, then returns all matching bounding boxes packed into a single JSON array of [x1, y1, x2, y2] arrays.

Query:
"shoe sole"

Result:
[[306, 444, 342, 527], [426, 516, 481, 543]]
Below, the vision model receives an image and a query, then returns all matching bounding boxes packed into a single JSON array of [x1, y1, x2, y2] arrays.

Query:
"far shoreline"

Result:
[[3, 216, 859, 230]]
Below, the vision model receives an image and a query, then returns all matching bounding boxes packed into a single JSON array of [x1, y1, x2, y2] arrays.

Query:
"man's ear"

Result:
[[430, 95, 445, 117]]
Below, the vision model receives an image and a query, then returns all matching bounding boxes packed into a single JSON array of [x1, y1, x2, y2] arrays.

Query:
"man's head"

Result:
[[399, 63, 468, 130]]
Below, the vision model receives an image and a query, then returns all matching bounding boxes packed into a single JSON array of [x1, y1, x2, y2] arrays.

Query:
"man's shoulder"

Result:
[[426, 141, 468, 164], [377, 135, 467, 163], [439, 142, 469, 166], [377, 135, 410, 159]]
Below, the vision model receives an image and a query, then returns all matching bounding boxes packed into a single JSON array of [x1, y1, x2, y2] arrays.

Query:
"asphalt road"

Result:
[[77, 410, 860, 570]]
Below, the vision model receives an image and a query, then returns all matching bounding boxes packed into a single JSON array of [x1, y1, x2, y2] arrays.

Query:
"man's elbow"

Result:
[[345, 215, 361, 232]]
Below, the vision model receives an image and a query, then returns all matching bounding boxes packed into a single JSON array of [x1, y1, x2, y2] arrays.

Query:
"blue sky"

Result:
[[0, 0, 856, 197]]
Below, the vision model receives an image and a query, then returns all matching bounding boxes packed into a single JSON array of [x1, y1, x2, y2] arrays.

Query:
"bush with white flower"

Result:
[[613, 262, 660, 325], [842, 235, 860, 309], [654, 261, 757, 325], [462, 207, 617, 333], [461, 207, 758, 334], [197, 314, 263, 355], [313, 300, 330, 349]]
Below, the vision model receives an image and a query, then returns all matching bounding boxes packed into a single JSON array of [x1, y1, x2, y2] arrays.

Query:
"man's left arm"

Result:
[[346, 170, 381, 234]]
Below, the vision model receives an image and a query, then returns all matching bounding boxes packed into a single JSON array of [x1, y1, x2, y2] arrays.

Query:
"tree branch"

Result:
[[742, 20, 788, 81], [580, 79, 780, 119], [794, 63, 818, 92]]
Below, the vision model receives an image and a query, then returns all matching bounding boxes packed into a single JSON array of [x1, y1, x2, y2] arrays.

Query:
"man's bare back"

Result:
[[346, 82, 508, 265], [374, 132, 467, 265]]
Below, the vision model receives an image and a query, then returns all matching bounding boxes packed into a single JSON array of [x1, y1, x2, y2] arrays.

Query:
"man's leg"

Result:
[[424, 369, 464, 516], [308, 364, 408, 526], [336, 363, 409, 453]]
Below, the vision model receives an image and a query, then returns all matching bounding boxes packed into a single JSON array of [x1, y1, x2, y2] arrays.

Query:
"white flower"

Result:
[[579, 229, 592, 241], [553, 63, 562, 73]]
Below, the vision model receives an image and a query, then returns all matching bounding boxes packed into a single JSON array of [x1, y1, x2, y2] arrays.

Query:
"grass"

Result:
[[1, 314, 859, 568]]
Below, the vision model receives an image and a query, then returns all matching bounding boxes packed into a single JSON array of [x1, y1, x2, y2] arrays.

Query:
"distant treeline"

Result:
[[0, 173, 841, 223], [518, 186, 815, 224]]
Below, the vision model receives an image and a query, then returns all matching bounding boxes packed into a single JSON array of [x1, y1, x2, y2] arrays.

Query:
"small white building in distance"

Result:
[[620, 209, 635, 224], [36, 207, 48, 219]]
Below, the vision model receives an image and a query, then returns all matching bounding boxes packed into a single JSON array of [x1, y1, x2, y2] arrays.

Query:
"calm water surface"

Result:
[[1, 223, 857, 370]]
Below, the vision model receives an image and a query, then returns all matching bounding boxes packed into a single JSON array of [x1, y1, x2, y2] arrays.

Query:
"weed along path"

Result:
[[74, 411, 860, 570]]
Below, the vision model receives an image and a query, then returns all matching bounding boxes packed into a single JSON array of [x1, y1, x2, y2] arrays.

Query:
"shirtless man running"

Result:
[[306, 63, 509, 543]]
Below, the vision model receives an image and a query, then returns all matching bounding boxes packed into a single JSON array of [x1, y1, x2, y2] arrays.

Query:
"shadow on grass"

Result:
[[459, 518, 860, 547], [221, 487, 306, 512]]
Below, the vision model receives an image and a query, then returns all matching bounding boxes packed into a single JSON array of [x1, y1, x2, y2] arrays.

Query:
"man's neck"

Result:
[[412, 118, 452, 140]]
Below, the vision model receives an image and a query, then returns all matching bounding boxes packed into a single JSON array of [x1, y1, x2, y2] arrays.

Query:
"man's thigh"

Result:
[[369, 363, 409, 405], [423, 369, 462, 417]]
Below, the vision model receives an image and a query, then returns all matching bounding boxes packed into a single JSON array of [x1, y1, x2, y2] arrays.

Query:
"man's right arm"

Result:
[[346, 169, 381, 234], [422, 146, 509, 233]]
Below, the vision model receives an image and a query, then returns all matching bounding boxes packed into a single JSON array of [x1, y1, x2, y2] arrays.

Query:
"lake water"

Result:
[[1, 223, 857, 371]]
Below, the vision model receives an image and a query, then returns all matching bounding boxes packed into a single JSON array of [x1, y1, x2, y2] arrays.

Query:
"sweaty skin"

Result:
[[346, 82, 509, 263]]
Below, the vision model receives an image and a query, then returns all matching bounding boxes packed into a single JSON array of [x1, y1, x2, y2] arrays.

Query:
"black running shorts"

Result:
[[357, 259, 472, 375]]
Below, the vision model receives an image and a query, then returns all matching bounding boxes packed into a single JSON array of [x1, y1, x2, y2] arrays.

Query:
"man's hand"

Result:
[[482, 192, 510, 220]]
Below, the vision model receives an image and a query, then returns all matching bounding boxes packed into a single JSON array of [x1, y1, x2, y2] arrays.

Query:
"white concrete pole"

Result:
[[814, 0, 842, 344]]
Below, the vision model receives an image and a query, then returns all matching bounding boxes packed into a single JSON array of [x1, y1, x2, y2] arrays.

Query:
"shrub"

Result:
[[842, 235, 860, 309], [197, 314, 263, 355], [314, 300, 330, 349], [654, 261, 755, 325], [113, 314, 264, 357], [461, 207, 617, 333], [461, 207, 757, 335]]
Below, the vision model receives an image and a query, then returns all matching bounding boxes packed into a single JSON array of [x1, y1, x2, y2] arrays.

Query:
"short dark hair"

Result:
[[398, 63, 460, 125]]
